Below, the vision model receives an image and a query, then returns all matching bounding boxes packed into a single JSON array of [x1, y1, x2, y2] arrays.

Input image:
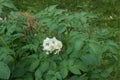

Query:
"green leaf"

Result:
[[0, 62, 10, 79], [73, 39, 84, 52], [46, 5, 58, 12], [28, 59, 40, 72], [51, 77, 57, 80], [38, 18, 51, 25], [55, 72, 62, 80], [60, 68, 68, 79], [69, 65, 81, 75], [57, 25, 66, 33], [21, 44, 38, 52], [88, 40, 102, 54], [60, 60, 68, 67], [54, 9, 65, 16], [35, 67, 42, 80], [48, 23, 57, 31], [69, 75, 88, 80], [2, 1, 17, 10], [66, 47, 73, 54], [87, 40, 103, 65], [100, 66, 113, 78], [39, 61, 49, 73], [80, 53, 100, 65], [0, 8, 2, 14], [68, 59, 75, 66], [76, 60, 88, 72], [78, 74, 88, 80], [45, 74, 56, 80], [106, 40, 119, 54], [12, 64, 26, 78]]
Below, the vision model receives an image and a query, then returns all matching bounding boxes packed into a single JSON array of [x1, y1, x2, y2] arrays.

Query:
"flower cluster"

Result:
[[43, 37, 63, 54]]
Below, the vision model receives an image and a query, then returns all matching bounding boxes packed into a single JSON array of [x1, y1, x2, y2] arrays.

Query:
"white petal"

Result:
[[0, 17, 3, 20], [54, 41, 62, 49]]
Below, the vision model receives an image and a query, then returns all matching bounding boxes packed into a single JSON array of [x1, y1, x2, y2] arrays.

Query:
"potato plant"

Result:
[[0, 5, 119, 80]]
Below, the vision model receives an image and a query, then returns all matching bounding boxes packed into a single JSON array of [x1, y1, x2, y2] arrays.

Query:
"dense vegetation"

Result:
[[0, 0, 120, 80]]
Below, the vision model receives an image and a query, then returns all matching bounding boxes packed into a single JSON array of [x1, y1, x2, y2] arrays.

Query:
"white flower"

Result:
[[52, 37, 62, 50], [43, 37, 52, 51], [43, 37, 56, 52], [55, 40, 62, 50], [42, 37, 63, 54]]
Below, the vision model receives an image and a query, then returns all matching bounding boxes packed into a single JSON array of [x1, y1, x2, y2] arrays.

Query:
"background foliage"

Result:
[[0, 0, 120, 80]]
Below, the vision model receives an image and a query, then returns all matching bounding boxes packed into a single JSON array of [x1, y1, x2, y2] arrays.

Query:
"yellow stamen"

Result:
[[50, 45, 54, 50], [57, 43, 61, 47], [52, 40, 55, 44]]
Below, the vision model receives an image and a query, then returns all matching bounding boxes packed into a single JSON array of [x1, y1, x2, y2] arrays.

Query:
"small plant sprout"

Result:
[[43, 37, 63, 54]]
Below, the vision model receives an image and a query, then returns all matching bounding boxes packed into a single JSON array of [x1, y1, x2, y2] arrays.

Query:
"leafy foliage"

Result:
[[0, 0, 17, 14], [0, 62, 10, 79], [0, 5, 119, 80]]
